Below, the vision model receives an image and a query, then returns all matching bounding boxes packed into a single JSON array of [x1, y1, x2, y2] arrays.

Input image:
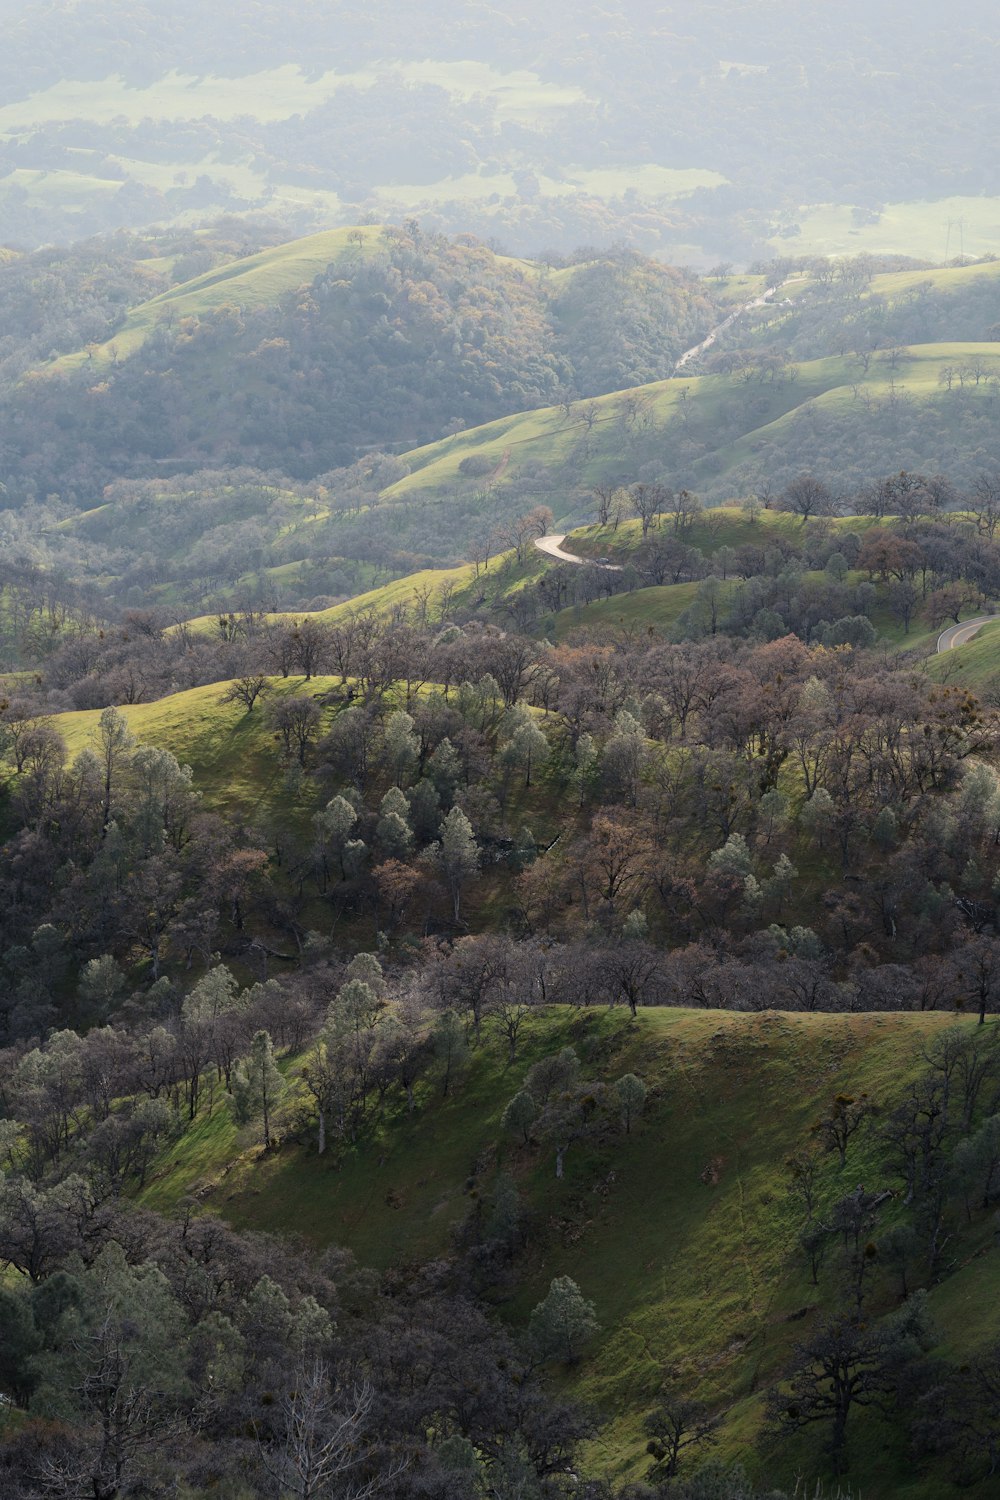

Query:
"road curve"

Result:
[[936, 616, 996, 652], [534, 534, 622, 569]]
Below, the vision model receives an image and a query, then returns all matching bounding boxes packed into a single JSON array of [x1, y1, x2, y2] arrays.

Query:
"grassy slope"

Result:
[[138, 1004, 997, 1498], [48, 226, 385, 372], [554, 582, 703, 641], [869, 257, 1000, 299], [179, 549, 551, 638], [180, 561, 484, 637], [565, 510, 878, 561], [52, 675, 354, 817], [383, 345, 1000, 511]]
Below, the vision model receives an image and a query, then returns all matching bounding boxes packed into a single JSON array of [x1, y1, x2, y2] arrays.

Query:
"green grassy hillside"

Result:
[[137, 1004, 997, 1498], [51, 675, 355, 817], [553, 582, 704, 641], [869, 256, 1000, 299], [385, 344, 1000, 512], [49, 226, 386, 372], [564, 510, 879, 562], [179, 559, 491, 637]]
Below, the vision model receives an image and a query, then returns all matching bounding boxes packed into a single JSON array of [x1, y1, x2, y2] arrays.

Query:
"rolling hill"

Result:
[[14, 496, 1000, 1494], [133, 1001, 999, 1499], [385, 342, 1000, 513], [11, 243, 1000, 632], [46, 225, 388, 372]]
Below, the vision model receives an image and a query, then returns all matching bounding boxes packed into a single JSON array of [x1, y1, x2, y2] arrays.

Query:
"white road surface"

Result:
[[673, 283, 782, 373], [534, 534, 622, 569], [936, 616, 997, 652]]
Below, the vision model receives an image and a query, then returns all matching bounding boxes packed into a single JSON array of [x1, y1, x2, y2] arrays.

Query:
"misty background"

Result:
[[2, 0, 999, 265]]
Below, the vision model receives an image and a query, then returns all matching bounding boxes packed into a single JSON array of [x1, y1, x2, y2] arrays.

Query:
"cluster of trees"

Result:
[[0, 1187, 597, 1498], [0, 702, 280, 1039]]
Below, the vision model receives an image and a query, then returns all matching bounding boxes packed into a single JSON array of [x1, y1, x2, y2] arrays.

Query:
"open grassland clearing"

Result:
[[769, 197, 1000, 261]]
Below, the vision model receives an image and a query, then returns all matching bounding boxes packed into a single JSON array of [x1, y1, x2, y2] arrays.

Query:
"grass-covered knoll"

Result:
[[139, 1004, 995, 1497], [48, 226, 385, 372], [562, 509, 878, 564], [50, 675, 351, 817]]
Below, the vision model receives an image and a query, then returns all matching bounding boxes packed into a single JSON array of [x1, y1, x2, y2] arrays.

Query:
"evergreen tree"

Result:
[[438, 806, 480, 922], [529, 1276, 599, 1363], [614, 1073, 647, 1134], [230, 1030, 284, 1147]]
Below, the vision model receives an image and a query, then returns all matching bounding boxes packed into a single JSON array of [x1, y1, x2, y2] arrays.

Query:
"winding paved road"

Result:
[[937, 617, 997, 652], [673, 282, 783, 374], [534, 534, 622, 569]]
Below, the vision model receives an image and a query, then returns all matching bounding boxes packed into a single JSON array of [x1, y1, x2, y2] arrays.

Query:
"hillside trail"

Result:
[[673, 280, 785, 373]]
